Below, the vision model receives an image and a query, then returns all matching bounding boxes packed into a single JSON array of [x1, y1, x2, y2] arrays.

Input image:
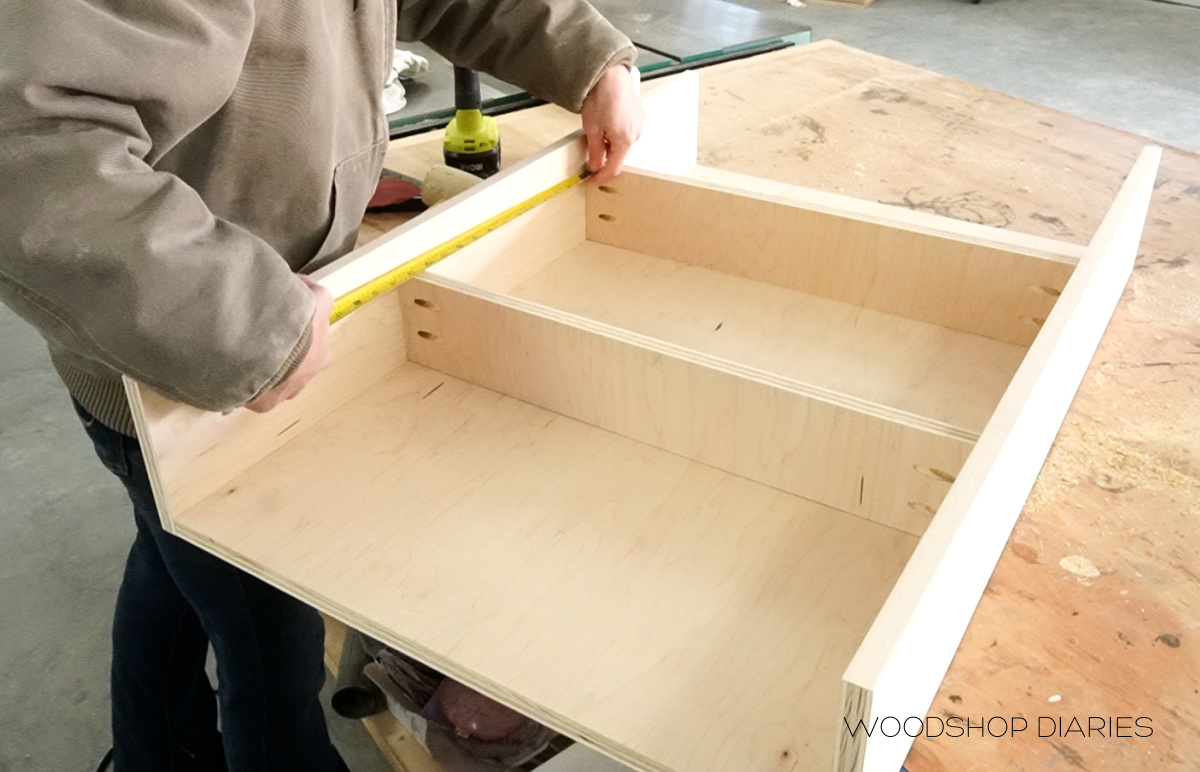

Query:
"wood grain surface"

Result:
[[177, 360, 918, 771], [511, 231, 1025, 435], [840, 146, 1160, 772], [400, 273, 972, 534], [583, 170, 1077, 347]]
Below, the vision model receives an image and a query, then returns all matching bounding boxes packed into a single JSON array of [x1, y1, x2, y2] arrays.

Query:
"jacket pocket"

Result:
[[73, 400, 132, 478], [306, 139, 389, 272]]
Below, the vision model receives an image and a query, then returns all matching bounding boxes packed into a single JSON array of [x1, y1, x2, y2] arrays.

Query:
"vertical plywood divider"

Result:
[[836, 146, 1161, 772], [584, 168, 1083, 347]]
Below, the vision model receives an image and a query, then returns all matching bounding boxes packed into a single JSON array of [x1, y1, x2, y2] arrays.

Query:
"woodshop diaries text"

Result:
[[843, 715, 1153, 739]]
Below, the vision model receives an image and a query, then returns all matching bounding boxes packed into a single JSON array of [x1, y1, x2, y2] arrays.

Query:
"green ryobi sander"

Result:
[[443, 66, 500, 178]]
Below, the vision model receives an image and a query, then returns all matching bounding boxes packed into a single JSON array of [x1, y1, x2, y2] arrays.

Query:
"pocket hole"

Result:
[[413, 298, 435, 309], [1030, 285, 1062, 297], [908, 502, 938, 517], [598, 213, 616, 222], [598, 185, 616, 194], [914, 465, 957, 484], [416, 330, 437, 340], [1019, 316, 1046, 327]]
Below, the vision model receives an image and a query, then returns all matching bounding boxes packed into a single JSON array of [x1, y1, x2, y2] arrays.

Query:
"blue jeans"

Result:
[[75, 401, 348, 772]]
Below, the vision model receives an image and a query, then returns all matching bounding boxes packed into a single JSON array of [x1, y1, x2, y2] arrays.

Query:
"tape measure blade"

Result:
[[329, 170, 588, 324]]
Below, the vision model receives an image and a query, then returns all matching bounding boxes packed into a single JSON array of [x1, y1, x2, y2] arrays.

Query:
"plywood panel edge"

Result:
[[835, 683, 871, 772], [679, 165, 1085, 263], [123, 377, 180, 533], [838, 146, 1161, 772]]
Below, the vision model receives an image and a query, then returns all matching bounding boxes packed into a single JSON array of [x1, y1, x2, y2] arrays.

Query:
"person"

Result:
[[0, 0, 644, 769]]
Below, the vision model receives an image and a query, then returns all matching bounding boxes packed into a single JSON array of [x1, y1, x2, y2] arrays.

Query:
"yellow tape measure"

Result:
[[329, 169, 591, 324]]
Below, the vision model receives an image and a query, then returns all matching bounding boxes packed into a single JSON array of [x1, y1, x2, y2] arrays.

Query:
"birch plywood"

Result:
[[837, 147, 1162, 772], [398, 275, 971, 535], [175, 362, 919, 772], [124, 293, 409, 528], [585, 170, 1078, 347], [684, 42, 1198, 770], [509, 240, 1026, 435], [124, 65, 1160, 772]]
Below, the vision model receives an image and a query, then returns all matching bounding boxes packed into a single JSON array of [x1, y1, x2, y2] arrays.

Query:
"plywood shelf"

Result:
[[179, 360, 918, 771]]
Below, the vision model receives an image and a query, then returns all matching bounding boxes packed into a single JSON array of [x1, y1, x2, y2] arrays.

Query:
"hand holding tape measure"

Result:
[[254, 62, 641, 412]]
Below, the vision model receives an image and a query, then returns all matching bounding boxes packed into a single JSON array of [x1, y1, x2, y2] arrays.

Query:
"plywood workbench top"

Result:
[[365, 40, 1199, 771]]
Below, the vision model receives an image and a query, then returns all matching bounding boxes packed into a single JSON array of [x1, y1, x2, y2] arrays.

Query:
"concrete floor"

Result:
[[1, 1, 1197, 771]]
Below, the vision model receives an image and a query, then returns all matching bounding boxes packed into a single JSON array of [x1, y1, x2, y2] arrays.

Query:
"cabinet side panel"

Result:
[[125, 293, 408, 522], [400, 277, 972, 535], [840, 147, 1161, 772], [586, 172, 1077, 347]]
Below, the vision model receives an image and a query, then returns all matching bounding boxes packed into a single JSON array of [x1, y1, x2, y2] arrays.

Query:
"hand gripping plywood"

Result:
[[124, 71, 1160, 771]]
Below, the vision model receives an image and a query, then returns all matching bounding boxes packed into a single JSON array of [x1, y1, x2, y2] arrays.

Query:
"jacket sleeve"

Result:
[[0, 0, 314, 412], [397, 0, 637, 113]]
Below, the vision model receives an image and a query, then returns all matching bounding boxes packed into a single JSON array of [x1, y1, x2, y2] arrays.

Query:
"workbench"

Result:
[[348, 40, 1199, 771]]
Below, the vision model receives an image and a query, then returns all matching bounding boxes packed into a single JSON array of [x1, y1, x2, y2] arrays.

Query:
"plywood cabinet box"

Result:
[[125, 77, 1159, 772]]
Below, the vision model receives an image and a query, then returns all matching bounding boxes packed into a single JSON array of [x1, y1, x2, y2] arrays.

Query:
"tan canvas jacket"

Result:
[[0, 0, 634, 435]]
